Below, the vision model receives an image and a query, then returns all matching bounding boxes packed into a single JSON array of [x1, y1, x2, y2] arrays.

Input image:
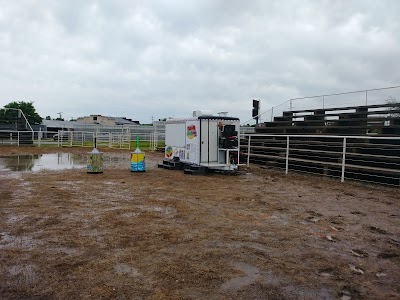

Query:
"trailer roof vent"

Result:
[[218, 112, 228, 117], [193, 110, 213, 117]]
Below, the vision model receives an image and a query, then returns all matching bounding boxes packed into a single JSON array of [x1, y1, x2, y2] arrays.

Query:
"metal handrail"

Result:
[[1, 107, 34, 131], [240, 133, 400, 187], [242, 85, 400, 126]]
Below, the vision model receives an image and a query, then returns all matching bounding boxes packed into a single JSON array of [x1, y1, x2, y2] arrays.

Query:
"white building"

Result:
[[76, 115, 139, 125]]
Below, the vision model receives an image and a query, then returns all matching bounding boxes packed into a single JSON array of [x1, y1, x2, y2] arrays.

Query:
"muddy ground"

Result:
[[0, 146, 399, 300]]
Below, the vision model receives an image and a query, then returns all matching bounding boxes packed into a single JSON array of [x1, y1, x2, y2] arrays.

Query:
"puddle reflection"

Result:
[[0, 153, 86, 171]]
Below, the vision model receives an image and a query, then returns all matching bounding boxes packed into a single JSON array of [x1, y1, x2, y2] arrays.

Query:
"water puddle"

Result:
[[0, 153, 86, 172], [114, 263, 141, 277], [0, 233, 40, 249], [221, 262, 260, 291], [137, 205, 177, 216], [6, 264, 39, 285]]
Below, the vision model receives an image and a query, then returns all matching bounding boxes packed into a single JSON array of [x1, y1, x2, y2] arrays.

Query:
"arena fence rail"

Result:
[[240, 133, 400, 187]]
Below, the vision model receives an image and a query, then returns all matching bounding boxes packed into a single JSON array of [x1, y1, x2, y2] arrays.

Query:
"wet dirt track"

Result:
[[0, 146, 399, 299]]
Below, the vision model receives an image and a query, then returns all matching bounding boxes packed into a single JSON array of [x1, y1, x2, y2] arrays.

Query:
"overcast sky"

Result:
[[1, 0, 400, 124]]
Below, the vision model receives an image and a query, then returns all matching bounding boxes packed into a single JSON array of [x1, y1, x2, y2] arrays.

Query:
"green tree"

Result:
[[0, 101, 43, 125]]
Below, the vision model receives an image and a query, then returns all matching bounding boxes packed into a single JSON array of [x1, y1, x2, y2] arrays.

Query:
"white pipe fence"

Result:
[[240, 134, 400, 187], [3, 129, 399, 187], [0, 130, 166, 149], [0, 127, 253, 149]]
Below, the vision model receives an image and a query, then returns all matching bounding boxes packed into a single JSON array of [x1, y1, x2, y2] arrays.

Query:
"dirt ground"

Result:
[[0, 146, 399, 300]]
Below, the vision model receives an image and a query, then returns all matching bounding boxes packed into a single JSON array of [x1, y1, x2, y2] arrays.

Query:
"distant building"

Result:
[[76, 115, 140, 125], [42, 120, 86, 132]]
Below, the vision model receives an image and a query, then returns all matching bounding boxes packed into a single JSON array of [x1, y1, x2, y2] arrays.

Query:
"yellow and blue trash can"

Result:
[[130, 136, 145, 172], [130, 148, 145, 172]]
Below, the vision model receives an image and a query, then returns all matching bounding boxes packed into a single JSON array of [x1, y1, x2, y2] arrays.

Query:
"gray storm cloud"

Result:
[[0, 0, 399, 123]]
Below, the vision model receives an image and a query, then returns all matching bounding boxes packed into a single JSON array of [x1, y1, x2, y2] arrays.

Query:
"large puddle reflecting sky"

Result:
[[0, 153, 86, 171]]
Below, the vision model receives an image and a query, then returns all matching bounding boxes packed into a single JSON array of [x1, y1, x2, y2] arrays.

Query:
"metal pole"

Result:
[[341, 137, 346, 182], [38, 128, 41, 147], [271, 107, 274, 122], [322, 96, 325, 109], [17, 131, 20, 147], [247, 135, 251, 167], [285, 136, 290, 174], [365, 91, 368, 105], [290, 100, 293, 111]]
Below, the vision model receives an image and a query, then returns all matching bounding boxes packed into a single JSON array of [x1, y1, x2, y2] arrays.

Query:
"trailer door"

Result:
[[201, 119, 218, 163]]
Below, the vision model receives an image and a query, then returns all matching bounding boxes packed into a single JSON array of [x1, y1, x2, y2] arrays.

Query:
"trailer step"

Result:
[[183, 165, 207, 175], [158, 159, 184, 170]]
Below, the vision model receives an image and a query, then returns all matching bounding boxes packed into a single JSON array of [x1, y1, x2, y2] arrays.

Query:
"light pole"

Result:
[[252, 99, 260, 127]]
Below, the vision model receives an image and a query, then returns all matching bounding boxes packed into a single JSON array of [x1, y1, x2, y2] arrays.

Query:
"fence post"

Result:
[[290, 100, 293, 111], [38, 128, 41, 147], [285, 136, 290, 174], [322, 96, 325, 109], [341, 137, 347, 182], [17, 131, 20, 146], [365, 91, 368, 105], [271, 107, 274, 122], [247, 135, 251, 167], [96, 129, 99, 148], [150, 132, 158, 151]]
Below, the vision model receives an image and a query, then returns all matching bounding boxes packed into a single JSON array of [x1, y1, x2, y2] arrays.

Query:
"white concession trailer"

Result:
[[159, 113, 240, 173]]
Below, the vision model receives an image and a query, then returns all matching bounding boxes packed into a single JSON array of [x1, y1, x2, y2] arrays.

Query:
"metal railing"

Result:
[[0, 108, 33, 132], [243, 85, 400, 126], [0, 128, 252, 148], [240, 133, 400, 187], [0, 130, 34, 146], [0, 129, 166, 149]]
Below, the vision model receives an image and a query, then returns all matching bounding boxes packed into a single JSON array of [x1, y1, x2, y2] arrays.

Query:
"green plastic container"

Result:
[[87, 148, 103, 173]]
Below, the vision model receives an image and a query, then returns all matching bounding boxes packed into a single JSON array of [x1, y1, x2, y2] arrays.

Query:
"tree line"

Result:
[[0, 101, 42, 125]]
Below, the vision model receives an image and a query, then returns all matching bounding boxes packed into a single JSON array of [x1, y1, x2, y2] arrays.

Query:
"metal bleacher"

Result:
[[0, 109, 34, 145], [244, 102, 400, 186], [257, 103, 400, 136]]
